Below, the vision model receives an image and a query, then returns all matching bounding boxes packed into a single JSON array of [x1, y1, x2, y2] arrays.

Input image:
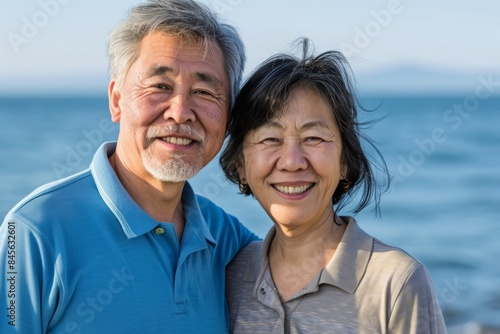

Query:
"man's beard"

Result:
[[143, 153, 203, 182], [143, 124, 205, 182]]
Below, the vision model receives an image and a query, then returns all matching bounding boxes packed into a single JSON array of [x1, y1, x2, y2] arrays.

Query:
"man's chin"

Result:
[[143, 158, 202, 183]]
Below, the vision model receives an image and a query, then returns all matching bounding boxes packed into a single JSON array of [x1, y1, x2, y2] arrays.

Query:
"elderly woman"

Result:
[[220, 40, 446, 333]]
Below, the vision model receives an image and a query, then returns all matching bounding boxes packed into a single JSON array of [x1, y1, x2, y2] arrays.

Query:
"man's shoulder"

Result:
[[7, 168, 94, 222], [191, 192, 258, 249], [194, 193, 238, 222]]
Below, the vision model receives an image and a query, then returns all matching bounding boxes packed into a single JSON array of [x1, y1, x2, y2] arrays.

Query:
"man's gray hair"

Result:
[[108, 0, 246, 108]]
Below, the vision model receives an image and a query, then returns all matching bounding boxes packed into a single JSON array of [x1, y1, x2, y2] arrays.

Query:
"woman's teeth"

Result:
[[274, 184, 312, 194]]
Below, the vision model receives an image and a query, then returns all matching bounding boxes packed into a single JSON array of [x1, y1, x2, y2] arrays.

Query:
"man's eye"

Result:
[[155, 84, 170, 90], [193, 89, 213, 96]]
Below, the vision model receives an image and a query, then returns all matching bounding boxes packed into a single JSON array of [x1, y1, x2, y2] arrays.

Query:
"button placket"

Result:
[[149, 224, 180, 286]]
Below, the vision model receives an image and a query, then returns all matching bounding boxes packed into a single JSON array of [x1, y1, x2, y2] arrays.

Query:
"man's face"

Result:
[[109, 32, 229, 182]]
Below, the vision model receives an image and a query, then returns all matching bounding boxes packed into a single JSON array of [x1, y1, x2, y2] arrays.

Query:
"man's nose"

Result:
[[163, 93, 196, 123]]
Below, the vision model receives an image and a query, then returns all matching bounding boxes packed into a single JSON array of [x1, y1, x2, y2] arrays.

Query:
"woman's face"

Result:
[[239, 87, 346, 231]]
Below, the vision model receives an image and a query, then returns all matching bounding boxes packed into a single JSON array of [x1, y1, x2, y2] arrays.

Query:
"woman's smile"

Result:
[[272, 183, 315, 198]]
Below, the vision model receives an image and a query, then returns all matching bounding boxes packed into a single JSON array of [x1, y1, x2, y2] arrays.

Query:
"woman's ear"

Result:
[[236, 159, 246, 183], [236, 158, 250, 193], [109, 80, 122, 123], [340, 155, 348, 180]]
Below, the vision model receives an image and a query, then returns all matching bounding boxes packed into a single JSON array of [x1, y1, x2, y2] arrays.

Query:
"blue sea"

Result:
[[1, 95, 499, 333]]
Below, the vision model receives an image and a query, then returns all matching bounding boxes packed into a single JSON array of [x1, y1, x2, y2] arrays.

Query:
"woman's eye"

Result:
[[304, 137, 323, 144], [262, 138, 280, 144]]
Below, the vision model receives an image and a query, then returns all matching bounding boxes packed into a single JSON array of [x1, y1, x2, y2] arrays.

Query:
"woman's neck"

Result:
[[268, 213, 346, 302]]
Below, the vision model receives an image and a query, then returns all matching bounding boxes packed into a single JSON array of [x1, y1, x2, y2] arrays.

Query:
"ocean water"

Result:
[[0, 95, 499, 332]]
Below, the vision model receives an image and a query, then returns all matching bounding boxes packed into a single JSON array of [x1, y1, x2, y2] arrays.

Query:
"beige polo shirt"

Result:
[[226, 217, 447, 334]]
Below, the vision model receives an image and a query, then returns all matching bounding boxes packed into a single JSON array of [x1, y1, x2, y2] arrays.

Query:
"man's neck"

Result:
[[108, 151, 186, 238]]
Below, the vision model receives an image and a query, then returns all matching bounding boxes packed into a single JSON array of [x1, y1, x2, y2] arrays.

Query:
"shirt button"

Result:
[[260, 288, 266, 295], [154, 227, 165, 235]]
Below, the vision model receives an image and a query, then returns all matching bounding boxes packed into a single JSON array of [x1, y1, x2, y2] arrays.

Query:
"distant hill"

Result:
[[355, 65, 500, 96]]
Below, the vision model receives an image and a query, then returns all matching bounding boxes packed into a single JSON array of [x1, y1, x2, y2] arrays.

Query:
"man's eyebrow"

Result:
[[195, 71, 223, 90], [144, 65, 173, 78], [143, 66, 223, 90]]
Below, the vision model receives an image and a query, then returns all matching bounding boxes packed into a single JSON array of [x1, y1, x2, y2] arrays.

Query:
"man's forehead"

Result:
[[138, 33, 228, 83], [141, 32, 223, 63]]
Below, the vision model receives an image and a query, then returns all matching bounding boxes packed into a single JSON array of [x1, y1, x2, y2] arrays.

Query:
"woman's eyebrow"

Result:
[[300, 120, 332, 131], [258, 120, 332, 131]]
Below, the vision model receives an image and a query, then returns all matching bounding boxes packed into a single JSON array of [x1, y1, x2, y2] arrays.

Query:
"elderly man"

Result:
[[0, 1, 256, 333]]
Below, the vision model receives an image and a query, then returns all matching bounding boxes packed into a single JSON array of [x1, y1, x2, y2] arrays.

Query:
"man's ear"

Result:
[[109, 80, 122, 123]]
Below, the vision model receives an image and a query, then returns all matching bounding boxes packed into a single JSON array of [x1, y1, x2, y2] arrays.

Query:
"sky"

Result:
[[1, 0, 499, 96]]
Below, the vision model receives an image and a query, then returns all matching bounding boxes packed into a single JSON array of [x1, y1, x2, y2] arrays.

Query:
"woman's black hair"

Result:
[[220, 38, 389, 214]]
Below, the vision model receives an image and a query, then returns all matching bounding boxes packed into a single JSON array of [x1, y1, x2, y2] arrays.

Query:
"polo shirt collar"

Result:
[[319, 216, 373, 293], [90, 142, 215, 246], [243, 228, 272, 283], [181, 181, 217, 248], [244, 216, 373, 294]]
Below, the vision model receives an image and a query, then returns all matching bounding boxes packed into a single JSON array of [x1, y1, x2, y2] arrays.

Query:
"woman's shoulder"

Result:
[[371, 237, 422, 271], [365, 237, 436, 297], [241, 240, 263, 254], [226, 241, 263, 303], [227, 240, 263, 273], [345, 216, 423, 274]]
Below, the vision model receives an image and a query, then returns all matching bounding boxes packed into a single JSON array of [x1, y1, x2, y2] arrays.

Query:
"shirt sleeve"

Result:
[[222, 213, 260, 266], [388, 263, 447, 334], [234, 218, 260, 251], [200, 195, 260, 266], [0, 214, 60, 334]]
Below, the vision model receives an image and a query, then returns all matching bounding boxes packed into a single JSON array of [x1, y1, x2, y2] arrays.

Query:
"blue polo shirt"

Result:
[[0, 142, 257, 334]]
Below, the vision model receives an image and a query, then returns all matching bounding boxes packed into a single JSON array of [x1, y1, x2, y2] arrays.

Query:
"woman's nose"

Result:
[[276, 140, 308, 171]]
